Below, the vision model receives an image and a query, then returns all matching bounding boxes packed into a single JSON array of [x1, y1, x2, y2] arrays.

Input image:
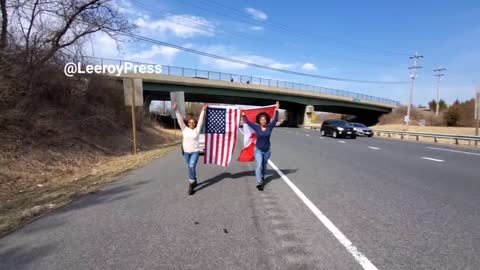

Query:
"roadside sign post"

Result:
[[131, 79, 137, 154], [123, 78, 144, 155]]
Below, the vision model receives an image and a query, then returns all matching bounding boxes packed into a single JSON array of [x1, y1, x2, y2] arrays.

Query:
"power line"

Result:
[[175, 0, 411, 57], [130, 0, 405, 68], [124, 32, 409, 84], [25, 2, 409, 84]]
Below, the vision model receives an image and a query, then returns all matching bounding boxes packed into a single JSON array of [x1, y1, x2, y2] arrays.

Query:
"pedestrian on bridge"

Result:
[[242, 101, 280, 191], [173, 103, 207, 195]]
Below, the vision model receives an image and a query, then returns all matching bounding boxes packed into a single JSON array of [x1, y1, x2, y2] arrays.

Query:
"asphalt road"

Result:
[[1, 128, 479, 269]]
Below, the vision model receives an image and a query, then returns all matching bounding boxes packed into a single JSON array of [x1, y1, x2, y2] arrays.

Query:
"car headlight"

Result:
[[337, 127, 344, 131]]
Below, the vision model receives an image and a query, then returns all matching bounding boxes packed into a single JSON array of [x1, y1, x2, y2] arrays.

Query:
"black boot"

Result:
[[188, 182, 195, 195], [256, 183, 264, 191]]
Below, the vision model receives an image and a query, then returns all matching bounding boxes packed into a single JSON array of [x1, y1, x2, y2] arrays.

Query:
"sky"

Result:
[[90, 0, 480, 106]]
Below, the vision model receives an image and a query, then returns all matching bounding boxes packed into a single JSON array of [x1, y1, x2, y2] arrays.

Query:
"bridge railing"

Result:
[[85, 57, 400, 107]]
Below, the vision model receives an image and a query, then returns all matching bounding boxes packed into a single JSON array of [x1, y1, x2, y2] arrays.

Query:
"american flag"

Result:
[[204, 106, 240, 166]]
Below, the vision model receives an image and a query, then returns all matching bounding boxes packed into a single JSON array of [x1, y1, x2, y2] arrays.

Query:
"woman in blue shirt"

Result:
[[242, 101, 280, 191]]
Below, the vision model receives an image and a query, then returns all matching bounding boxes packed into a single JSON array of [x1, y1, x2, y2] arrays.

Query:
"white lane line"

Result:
[[421, 157, 445, 162], [306, 134, 310, 137], [368, 147, 380, 150], [338, 141, 346, 143], [427, 147, 480, 156], [268, 160, 378, 270]]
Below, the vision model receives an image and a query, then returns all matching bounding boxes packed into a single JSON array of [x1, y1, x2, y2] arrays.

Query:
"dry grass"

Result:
[[372, 124, 477, 136], [372, 124, 479, 148], [0, 142, 180, 237]]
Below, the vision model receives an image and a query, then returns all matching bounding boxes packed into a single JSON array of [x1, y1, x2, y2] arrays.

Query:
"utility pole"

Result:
[[475, 87, 479, 138], [433, 66, 446, 116], [406, 51, 423, 129]]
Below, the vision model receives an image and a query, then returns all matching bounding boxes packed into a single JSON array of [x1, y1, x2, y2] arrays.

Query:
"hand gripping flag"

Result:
[[204, 106, 241, 166], [238, 105, 276, 162]]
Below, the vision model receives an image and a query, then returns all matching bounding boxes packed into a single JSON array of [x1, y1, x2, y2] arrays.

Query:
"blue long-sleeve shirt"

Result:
[[243, 111, 279, 151]]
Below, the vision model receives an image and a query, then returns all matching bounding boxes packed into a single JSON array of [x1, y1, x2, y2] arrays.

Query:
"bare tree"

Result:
[[9, 0, 132, 84], [1, 0, 133, 115]]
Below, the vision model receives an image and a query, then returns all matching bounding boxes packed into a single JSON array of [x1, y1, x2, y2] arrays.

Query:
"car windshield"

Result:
[[334, 120, 351, 127], [352, 123, 367, 128]]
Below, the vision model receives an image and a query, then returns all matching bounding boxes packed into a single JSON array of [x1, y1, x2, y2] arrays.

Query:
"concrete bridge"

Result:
[[98, 58, 400, 126]]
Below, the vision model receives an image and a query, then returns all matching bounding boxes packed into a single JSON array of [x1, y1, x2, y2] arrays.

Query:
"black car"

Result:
[[350, 122, 374, 137], [320, 120, 356, 139]]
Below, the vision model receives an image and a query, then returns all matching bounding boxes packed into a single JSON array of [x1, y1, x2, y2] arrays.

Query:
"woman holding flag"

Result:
[[241, 101, 280, 191], [173, 102, 207, 195]]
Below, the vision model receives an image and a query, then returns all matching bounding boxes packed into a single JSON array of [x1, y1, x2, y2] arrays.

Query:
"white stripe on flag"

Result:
[[217, 133, 223, 165]]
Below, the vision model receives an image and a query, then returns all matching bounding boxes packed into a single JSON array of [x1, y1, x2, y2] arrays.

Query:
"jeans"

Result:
[[254, 147, 271, 185], [183, 152, 200, 183]]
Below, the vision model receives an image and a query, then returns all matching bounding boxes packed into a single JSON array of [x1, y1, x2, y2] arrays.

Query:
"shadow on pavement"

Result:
[[0, 242, 59, 269], [195, 169, 298, 192], [62, 179, 152, 213], [263, 169, 298, 187]]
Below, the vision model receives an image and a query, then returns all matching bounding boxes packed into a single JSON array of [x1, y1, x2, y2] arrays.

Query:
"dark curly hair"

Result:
[[256, 112, 271, 125]]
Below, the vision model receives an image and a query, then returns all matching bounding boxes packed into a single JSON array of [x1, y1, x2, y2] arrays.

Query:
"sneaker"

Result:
[[256, 183, 264, 191], [188, 182, 195, 195]]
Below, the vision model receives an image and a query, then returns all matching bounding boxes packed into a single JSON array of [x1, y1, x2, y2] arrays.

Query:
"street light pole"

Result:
[[406, 51, 423, 129], [476, 87, 479, 138], [433, 67, 446, 116]]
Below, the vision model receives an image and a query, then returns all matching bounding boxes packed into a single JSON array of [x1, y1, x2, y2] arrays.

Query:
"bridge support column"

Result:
[[286, 106, 306, 127], [302, 105, 315, 128]]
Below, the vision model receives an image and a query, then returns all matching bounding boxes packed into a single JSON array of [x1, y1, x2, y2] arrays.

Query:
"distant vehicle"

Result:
[[320, 120, 356, 139], [181, 125, 206, 155], [350, 122, 373, 137]]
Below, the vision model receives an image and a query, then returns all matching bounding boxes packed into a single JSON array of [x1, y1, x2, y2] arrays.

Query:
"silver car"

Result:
[[350, 122, 374, 137]]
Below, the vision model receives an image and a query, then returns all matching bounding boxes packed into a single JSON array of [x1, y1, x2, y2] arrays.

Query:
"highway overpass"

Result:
[[99, 58, 400, 126]]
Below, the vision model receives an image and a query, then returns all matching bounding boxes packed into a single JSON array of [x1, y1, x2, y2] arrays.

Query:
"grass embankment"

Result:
[[372, 124, 479, 148], [0, 141, 180, 237]]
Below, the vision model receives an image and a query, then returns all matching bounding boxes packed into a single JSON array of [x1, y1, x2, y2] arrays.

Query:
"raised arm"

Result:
[[173, 103, 186, 130], [268, 110, 279, 129], [242, 113, 260, 132], [196, 104, 207, 132], [268, 102, 280, 129]]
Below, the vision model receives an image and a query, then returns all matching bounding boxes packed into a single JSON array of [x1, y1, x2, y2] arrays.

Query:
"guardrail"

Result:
[[373, 130, 480, 146], [83, 56, 400, 107]]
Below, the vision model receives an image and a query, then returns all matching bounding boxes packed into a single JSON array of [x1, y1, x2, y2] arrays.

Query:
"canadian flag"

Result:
[[238, 105, 277, 162]]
